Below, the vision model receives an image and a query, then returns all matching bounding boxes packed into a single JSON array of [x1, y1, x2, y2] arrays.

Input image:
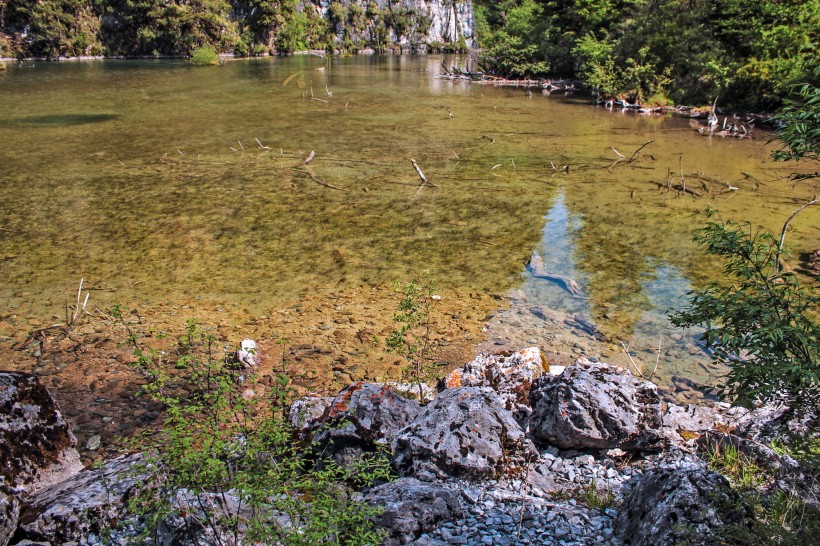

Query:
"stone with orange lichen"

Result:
[[443, 347, 545, 423]]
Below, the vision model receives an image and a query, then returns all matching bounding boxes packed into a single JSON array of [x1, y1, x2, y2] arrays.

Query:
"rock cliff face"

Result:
[[309, 0, 476, 50]]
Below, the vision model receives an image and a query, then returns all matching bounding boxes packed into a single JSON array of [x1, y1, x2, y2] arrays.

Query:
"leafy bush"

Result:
[[387, 273, 438, 401], [190, 44, 219, 65], [115, 314, 389, 545], [669, 212, 818, 411], [774, 78, 820, 182]]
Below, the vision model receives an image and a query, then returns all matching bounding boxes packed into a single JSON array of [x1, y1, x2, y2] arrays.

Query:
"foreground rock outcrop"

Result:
[[392, 387, 538, 481], [3, 351, 816, 546], [528, 358, 666, 451], [444, 347, 546, 423], [365, 478, 462, 545], [0, 372, 83, 494], [15, 454, 151, 545], [0, 482, 19, 546], [295, 382, 421, 466], [615, 457, 755, 545]]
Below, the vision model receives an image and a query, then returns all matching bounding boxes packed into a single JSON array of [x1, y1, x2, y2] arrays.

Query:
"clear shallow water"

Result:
[[0, 55, 817, 384]]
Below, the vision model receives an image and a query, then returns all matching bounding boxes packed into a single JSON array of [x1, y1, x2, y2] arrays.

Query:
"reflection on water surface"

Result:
[[0, 55, 816, 386]]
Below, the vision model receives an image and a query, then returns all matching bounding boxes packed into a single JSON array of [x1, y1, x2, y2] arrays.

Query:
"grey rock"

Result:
[[442, 348, 546, 422], [615, 458, 754, 546], [155, 488, 288, 546], [16, 454, 151, 544], [662, 403, 725, 445], [297, 382, 420, 466], [288, 394, 333, 432], [1, 480, 20, 546], [84, 435, 101, 452], [393, 387, 538, 481], [366, 478, 462, 546], [0, 372, 84, 494], [409, 537, 450, 546], [529, 358, 665, 451]]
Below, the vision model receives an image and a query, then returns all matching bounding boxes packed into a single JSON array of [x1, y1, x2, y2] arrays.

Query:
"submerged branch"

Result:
[[291, 167, 348, 192]]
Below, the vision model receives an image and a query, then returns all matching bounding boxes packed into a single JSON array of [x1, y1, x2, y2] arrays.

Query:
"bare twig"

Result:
[[255, 138, 271, 150], [649, 337, 663, 380], [611, 147, 625, 159], [776, 197, 819, 274], [411, 159, 438, 195], [629, 140, 654, 163], [237, 140, 244, 151], [293, 167, 348, 192], [620, 342, 644, 377], [304, 150, 316, 165], [70, 278, 90, 325]]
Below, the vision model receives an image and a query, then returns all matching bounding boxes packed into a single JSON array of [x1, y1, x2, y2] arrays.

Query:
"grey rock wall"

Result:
[[309, 0, 475, 49]]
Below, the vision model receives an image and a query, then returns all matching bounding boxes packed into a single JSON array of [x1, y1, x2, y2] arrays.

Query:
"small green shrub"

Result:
[[579, 479, 616, 510], [113, 312, 389, 545], [387, 272, 438, 401], [704, 441, 764, 492], [190, 44, 220, 66]]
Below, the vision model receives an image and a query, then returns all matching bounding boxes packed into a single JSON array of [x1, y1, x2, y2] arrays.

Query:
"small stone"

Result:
[[85, 435, 101, 451], [576, 454, 594, 466]]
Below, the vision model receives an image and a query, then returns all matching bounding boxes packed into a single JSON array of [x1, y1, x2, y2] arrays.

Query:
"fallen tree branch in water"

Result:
[[620, 342, 645, 378], [292, 167, 348, 192], [529, 252, 586, 298], [629, 140, 654, 163]]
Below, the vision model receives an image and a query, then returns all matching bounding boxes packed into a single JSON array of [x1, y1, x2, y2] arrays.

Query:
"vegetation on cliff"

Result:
[[0, 0, 446, 59], [475, 0, 819, 110]]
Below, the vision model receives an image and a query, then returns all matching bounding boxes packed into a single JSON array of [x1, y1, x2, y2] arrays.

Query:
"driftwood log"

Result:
[[529, 252, 586, 298]]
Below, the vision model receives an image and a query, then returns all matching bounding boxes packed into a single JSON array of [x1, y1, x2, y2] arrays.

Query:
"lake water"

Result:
[[0, 55, 816, 386]]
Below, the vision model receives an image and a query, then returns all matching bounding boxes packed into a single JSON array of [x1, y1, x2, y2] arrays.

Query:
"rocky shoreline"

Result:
[[2, 343, 817, 545]]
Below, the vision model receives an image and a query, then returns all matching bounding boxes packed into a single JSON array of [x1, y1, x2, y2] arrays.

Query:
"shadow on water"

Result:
[[7, 113, 120, 126]]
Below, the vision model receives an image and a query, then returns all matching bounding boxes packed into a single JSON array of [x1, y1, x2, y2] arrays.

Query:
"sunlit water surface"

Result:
[[1, 55, 817, 385]]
